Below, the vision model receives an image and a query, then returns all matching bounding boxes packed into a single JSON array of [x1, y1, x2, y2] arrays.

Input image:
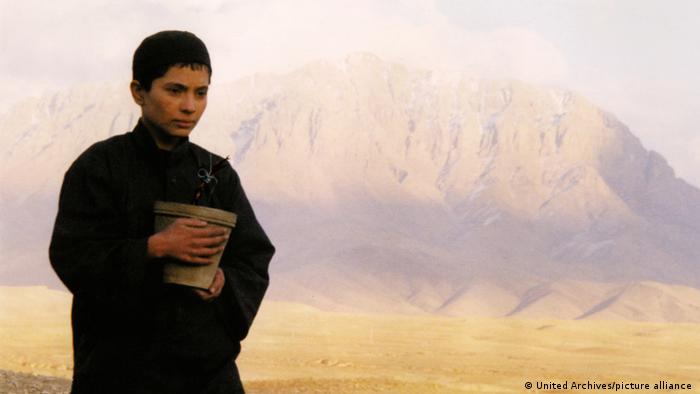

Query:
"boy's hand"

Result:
[[147, 217, 229, 264], [192, 268, 225, 302]]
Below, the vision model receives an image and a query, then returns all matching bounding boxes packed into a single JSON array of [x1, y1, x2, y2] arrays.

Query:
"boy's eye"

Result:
[[166, 86, 183, 94]]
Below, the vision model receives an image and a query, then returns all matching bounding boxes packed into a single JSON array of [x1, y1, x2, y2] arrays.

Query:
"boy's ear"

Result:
[[130, 80, 145, 106]]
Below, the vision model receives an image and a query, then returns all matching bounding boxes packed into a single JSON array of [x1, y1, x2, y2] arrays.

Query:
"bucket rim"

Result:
[[154, 201, 237, 227]]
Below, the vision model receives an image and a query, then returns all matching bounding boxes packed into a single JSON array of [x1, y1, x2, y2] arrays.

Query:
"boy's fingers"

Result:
[[193, 235, 228, 248], [190, 226, 227, 238], [190, 246, 222, 258], [179, 218, 208, 227], [193, 288, 215, 301], [184, 254, 215, 265]]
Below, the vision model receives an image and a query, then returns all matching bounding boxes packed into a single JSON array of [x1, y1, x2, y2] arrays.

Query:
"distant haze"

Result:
[[3, 54, 700, 321], [0, 0, 699, 187]]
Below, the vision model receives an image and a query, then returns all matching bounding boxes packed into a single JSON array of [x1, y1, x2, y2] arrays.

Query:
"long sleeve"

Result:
[[49, 144, 152, 299], [214, 168, 275, 342], [52, 125, 264, 391]]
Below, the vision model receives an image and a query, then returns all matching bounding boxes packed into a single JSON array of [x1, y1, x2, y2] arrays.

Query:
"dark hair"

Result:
[[132, 30, 212, 91]]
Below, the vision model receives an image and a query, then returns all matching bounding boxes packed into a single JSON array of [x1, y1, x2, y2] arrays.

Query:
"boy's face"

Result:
[[132, 65, 210, 141]]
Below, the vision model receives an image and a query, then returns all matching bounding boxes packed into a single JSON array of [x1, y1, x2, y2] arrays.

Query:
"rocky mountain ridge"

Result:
[[2, 53, 699, 319]]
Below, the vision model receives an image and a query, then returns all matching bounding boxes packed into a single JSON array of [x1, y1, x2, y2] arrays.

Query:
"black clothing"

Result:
[[49, 120, 274, 393]]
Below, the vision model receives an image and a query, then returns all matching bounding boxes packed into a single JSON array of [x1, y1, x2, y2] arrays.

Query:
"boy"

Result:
[[49, 30, 274, 393]]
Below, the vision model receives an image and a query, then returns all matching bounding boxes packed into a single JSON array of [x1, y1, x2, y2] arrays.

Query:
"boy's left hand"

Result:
[[193, 268, 225, 302]]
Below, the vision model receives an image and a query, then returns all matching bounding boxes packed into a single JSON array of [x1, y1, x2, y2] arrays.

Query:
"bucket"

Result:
[[154, 201, 237, 289]]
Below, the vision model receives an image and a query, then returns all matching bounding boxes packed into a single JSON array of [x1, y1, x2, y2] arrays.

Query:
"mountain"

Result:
[[2, 53, 700, 321]]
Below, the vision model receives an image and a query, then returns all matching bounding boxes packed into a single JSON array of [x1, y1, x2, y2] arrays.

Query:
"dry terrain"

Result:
[[2, 286, 699, 393]]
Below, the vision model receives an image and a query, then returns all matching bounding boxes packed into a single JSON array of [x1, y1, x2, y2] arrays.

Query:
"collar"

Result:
[[131, 118, 191, 163]]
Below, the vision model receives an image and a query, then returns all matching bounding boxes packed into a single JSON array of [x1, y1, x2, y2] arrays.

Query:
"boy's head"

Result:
[[130, 31, 212, 149], [132, 30, 212, 91]]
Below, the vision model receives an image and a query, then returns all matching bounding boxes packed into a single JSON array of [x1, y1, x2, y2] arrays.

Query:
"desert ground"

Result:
[[1, 286, 699, 393]]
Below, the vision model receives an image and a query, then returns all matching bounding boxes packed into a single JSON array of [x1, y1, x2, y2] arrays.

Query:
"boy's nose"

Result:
[[181, 94, 196, 113]]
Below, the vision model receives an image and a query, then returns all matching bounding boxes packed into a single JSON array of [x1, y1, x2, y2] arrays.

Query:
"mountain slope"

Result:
[[1, 53, 699, 319]]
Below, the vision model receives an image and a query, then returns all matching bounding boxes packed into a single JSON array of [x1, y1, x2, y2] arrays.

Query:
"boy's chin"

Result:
[[167, 128, 194, 138], [161, 123, 195, 138]]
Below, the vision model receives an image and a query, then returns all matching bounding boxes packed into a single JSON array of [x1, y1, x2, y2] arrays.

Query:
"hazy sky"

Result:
[[1, 0, 698, 186]]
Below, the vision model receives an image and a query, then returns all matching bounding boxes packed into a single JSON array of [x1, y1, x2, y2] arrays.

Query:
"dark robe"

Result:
[[49, 120, 275, 394]]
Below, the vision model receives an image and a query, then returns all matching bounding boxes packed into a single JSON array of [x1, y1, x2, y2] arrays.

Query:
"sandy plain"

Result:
[[1, 286, 699, 393]]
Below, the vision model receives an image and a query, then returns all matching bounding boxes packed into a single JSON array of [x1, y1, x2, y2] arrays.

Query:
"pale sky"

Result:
[[1, 0, 698, 186]]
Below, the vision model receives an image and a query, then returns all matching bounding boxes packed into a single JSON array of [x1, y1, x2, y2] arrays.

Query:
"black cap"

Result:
[[132, 30, 211, 87]]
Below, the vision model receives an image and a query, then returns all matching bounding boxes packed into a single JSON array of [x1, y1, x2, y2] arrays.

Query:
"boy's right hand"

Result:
[[147, 218, 229, 264]]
